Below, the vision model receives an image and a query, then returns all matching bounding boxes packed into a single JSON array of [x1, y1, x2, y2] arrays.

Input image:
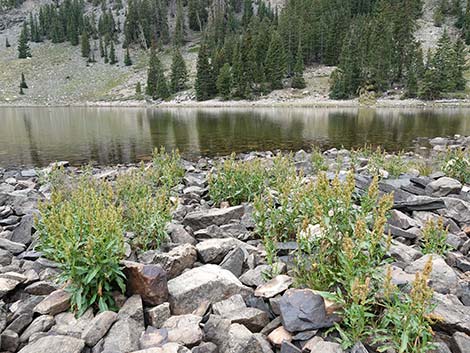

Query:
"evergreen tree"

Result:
[[17, 22, 31, 59], [20, 73, 28, 89], [242, 0, 253, 27], [19, 87, 25, 95], [217, 63, 232, 100], [173, 0, 185, 46], [6, 37, 10, 48], [170, 49, 188, 93], [265, 31, 286, 90], [146, 47, 170, 99], [109, 41, 117, 64], [291, 42, 306, 89], [195, 42, 216, 101], [136, 81, 142, 95], [99, 37, 105, 57], [124, 48, 133, 66], [231, 42, 247, 98], [81, 31, 90, 58], [453, 38, 467, 90]]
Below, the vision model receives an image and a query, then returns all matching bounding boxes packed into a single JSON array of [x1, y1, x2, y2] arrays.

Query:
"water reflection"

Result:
[[1, 107, 470, 167]]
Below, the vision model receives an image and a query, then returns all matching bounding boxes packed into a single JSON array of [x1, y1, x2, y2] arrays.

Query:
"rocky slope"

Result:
[[0, 136, 469, 353]]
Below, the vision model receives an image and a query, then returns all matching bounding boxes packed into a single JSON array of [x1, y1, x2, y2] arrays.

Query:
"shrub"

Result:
[[209, 154, 267, 206], [311, 146, 328, 173], [440, 148, 470, 184], [36, 174, 126, 316], [375, 261, 437, 353], [116, 165, 174, 250], [421, 217, 451, 255], [151, 147, 185, 188]]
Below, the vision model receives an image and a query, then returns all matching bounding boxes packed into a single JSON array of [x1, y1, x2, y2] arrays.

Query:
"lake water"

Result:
[[1, 106, 470, 167]]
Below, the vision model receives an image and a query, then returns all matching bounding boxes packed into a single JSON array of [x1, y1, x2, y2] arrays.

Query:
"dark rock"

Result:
[[122, 261, 169, 306], [394, 196, 445, 212], [1, 329, 19, 352], [102, 318, 143, 352], [6, 312, 33, 334], [0, 238, 26, 254], [220, 246, 245, 277], [147, 302, 171, 328], [20, 315, 54, 343], [183, 206, 245, 231], [33, 289, 71, 315], [24, 281, 57, 295], [425, 177, 462, 197], [281, 341, 301, 353], [192, 342, 218, 353], [81, 311, 118, 346], [279, 289, 338, 332], [451, 332, 470, 353]]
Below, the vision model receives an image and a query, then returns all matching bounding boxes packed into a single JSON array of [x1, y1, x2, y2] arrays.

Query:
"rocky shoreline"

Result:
[[0, 136, 469, 353]]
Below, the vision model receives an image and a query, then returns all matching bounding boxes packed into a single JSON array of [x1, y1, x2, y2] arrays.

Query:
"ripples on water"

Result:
[[1, 107, 470, 167]]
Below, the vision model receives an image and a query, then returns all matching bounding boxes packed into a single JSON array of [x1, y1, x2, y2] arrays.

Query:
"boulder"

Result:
[[439, 198, 470, 224], [196, 238, 247, 264], [147, 302, 171, 328], [168, 264, 252, 315], [122, 261, 169, 306], [267, 326, 292, 346], [0, 238, 26, 254], [33, 289, 71, 315], [394, 196, 445, 212], [279, 289, 338, 332], [152, 244, 197, 279], [81, 311, 118, 346], [433, 293, 470, 334], [139, 326, 169, 349], [425, 177, 462, 197], [405, 255, 459, 294], [17, 335, 85, 353], [280, 341, 301, 353], [0, 277, 21, 298], [119, 295, 145, 323], [20, 315, 54, 343], [305, 340, 344, 353], [221, 307, 270, 332], [224, 323, 266, 353], [24, 281, 57, 295], [10, 214, 34, 245], [162, 314, 204, 346], [452, 332, 470, 353], [102, 318, 143, 352], [183, 206, 245, 231], [220, 246, 245, 277], [1, 329, 19, 352], [166, 223, 197, 245], [388, 209, 420, 230], [255, 275, 293, 298], [239, 265, 270, 287]]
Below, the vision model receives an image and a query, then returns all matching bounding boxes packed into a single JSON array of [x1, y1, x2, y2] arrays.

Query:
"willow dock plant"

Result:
[[36, 148, 184, 316]]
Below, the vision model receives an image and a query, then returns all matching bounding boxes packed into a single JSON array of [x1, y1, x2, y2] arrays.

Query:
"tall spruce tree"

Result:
[[81, 31, 90, 58], [124, 48, 133, 66], [217, 63, 232, 100], [109, 40, 117, 64], [291, 42, 306, 89], [18, 22, 31, 59], [195, 42, 215, 101], [173, 0, 185, 46], [146, 47, 170, 99], [6, 37, 10, 48], [20, 73, 28, 89], [265, 31, 286, 90], [170, 49, 188, 93]]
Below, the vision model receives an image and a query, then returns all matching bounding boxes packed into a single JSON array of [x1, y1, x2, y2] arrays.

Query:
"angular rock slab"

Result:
[[33, 289, 71, 315], [279, 289, 338, 332], [255, 275, 293, 298], [81, 310, 118, 346], [123, 261, 169, 306], [168, 264, 252, 315], [183, 205, 245, 231], [17, 335, 85, 353]]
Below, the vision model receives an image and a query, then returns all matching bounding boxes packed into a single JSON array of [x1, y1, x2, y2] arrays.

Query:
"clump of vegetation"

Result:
[[151, 147, 185, 188], [311, 146, 328, 173], [209, 154, 267, 206], [351, 146, 409, 177], [36, 173, 126, 317], [375, 261, 437, 353], [421, 217, 451, 255], [439, 148, 470, 183]]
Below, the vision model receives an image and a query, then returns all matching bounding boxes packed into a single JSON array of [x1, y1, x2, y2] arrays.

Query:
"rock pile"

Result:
[[0, 136, 469, 353]]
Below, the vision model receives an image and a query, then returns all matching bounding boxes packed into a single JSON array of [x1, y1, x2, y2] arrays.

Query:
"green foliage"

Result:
[[195, 42, 216, 101], [440, 148, 470, 183], [20, 73, 28, 89], [146, 47, 170, 100], [81, 31, 90, 58], [109, 40, 117, 64], [18, 22, 31, 59], [291, 42, 306, 89], [311, 146, 328, 173], [170, 49, 188, 93], [124, 48, 132, 66], [421, 217, 451, 255], [151, 147, 185, 188], [37, 172, 126, 317], [375, 261, 437, 353], [173, 0, 185, 46], [217, 63, 232, 100], [265, 31, 287, 90], [209, 154, 266, 206]]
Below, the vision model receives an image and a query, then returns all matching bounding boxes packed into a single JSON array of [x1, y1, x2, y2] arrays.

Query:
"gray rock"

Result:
[[102, 318, 143, 353], [439, 198, 470, 224], [118, 295, 144, 323], [433, 293, 470, 334], [24, 281, 57, 295], [239, 265, 270, 287], [405, 255, 459, 294], [1, 329, 19, 352], [224, 323, 266, 353], [254, 275, 293, 298], [122, 261, 169, 306], [183, 206, 245, 231], [34, 289, 71, 315], [17, 335, 85, 353], [425, 177, 462, 197], [203, 315, 231, 348], [306, 340, 343, 353], [162, 314, 204, 346], [222, 307, 270, 333], [252, 333, 274, 353], [220, 246, 245, 277], [20, 315, 54, 343], [0, 238, 26, 254], [394, 196, 445, 212], [147, 302, 171, 328], [82, 311, 118, 346], [6, 312, 33, 333], [167, 223, 197, 245], [388, 241, 422, 264], [279, 289, 338, 332], [10, 214, 34, 245], [191, 342, 218, 353], [196, 238, 244, 264], [280, 341, 301, 353], [139, 326, 169, 349], [168, 264, 252, 315], [388, 209, 420, 229], [452, 332, 470, 353], [152, 244, 197, 279], [0, 277, 21, 298]]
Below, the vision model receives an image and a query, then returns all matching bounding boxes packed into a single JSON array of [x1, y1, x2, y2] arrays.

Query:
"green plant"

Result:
[[151, 147, 185, 188], [375, 261, 437, 353], [209, 154, 267, 206], [440, 148, 470, 183], [421, 217, 451, 255], [311, 146, 328, 173], [116, 165, 174, 250], [36, 174, 126, 316]]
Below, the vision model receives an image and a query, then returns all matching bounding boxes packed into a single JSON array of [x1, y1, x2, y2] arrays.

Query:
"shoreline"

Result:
[[3, 97, 470, 109]]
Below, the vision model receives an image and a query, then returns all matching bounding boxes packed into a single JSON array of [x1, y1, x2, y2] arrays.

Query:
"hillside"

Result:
[[0, 0, 468, 106]]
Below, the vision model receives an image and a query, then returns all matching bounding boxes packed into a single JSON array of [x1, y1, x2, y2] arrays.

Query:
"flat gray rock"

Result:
[[18, 335, 85, 353]]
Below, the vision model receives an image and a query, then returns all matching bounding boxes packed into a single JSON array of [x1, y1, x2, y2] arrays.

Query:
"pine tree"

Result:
[[453, 38, 467, 90], [109, 40, 117, 64], [136, 81, 142, 95], [124, 48, 133, 66], [291, 42, 306, 89], [231, 42, 247, 98], [242, 0, 253, 27], [217, 63, 232, 100], [20, 73, 28, 89], [19, 87, 25, 95], [170, 49, 188, 93], [18, 22, 31, 59], [99, 37, 105, 57], [146, 47, 170, 99], [265, 31, 286, 90], [6, 37, 10, 48], [195, 42, 216, 101], [173, 0, 185, 47], [81, 31, 90, 58]]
